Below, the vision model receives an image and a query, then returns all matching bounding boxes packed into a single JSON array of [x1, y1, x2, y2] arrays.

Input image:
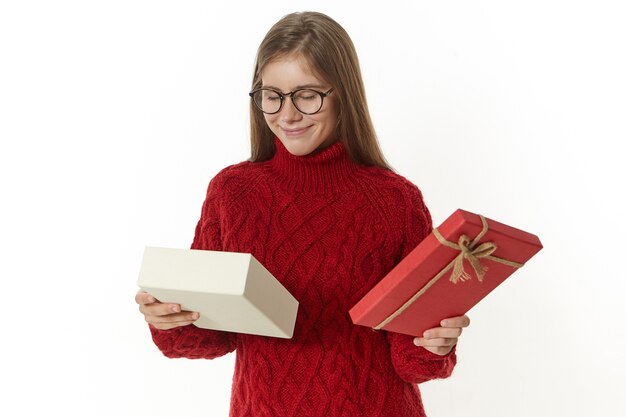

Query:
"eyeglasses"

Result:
[[249, 87, 334, 115]]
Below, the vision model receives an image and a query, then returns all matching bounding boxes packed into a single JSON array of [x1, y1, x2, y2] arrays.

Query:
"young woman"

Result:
[[136, 11, 469, 417]]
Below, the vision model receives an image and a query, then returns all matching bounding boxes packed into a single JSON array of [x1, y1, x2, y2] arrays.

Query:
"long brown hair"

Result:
[[249, 11, 391, 169]]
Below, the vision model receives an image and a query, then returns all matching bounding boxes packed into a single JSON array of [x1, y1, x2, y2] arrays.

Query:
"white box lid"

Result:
[[137, 246, 299, 338]]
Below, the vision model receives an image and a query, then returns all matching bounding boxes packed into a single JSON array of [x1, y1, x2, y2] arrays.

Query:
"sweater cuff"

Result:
[[413, 344, 457, 361], [149, 323, 236, 360], [387, 331, 457, 384]]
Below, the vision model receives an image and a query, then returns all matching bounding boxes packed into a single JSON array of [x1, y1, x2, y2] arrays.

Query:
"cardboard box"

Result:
[[137, 246, 299, 338], [349, 209, 542, 337]]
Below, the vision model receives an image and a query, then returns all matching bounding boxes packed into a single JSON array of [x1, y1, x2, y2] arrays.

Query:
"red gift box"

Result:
[[349, 209, 543, 337]]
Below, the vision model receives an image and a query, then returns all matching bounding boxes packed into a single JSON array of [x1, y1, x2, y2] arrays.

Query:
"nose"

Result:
[[279, 97, 303, 123]]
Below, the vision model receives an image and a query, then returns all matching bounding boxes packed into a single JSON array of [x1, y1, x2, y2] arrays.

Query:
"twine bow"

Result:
[[373, 215, 524, 331], [434, 215, 503, 283]]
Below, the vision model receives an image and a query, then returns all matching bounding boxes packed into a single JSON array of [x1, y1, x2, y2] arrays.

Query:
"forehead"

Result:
[[261, 55, 327, 90]]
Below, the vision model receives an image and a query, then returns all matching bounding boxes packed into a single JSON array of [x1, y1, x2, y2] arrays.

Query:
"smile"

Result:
[[280, 126, 312, 137]]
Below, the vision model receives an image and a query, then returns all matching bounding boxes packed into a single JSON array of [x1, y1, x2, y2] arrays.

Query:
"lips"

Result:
[[281, 125, 312, 137]]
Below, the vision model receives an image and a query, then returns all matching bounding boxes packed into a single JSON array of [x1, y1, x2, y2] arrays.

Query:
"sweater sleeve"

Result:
[[386, 181, 457, 383], [387, 332, 457, 384], [149, 173, 237, 359]]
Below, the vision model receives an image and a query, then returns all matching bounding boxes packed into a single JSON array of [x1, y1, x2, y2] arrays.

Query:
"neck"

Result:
[[265, 138, 360, 194]]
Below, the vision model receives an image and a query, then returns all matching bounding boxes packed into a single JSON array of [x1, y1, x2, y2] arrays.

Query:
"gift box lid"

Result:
[[349, 209, 543, 337], [138, 246, 299, 339]]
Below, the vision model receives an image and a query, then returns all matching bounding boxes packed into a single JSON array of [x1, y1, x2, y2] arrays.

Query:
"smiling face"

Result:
[[261, 55, 339, 156]]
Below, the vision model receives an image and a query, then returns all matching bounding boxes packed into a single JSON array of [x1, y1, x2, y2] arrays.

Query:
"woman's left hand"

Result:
[[413, 315, 470, 356]]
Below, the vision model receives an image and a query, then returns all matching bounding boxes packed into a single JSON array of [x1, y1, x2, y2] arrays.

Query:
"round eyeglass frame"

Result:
[[249, 87, 334, 115]]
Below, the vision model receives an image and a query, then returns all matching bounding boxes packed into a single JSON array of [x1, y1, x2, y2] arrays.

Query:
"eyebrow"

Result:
[[261, 83, 327, 91]]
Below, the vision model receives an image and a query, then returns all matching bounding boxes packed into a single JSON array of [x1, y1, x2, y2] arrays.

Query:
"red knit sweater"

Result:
[[150, 139, 456, 417]]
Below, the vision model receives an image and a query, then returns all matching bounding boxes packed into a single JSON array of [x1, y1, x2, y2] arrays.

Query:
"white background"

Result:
[[1, 1, 624, 416]]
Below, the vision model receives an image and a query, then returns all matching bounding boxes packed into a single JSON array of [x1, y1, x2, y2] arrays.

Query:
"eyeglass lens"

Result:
[[253, 89, 324, 114]]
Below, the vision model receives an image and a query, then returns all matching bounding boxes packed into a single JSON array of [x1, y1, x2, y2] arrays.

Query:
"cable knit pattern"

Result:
[[150, 138, 457, 417]]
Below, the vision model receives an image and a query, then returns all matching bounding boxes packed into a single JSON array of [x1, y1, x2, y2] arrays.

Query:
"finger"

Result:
[[440, 315, 470, 328], [145, 311, 200, 326], [414, 337, 458, 348], [423, 327, 462, 339], [422, 345, 454, 356], [139, 302, 183, 317], [135, 291, 157, 305], [151, 320, 197, 331]]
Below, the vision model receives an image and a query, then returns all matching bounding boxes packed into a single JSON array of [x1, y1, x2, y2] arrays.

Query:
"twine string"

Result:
[[373, 215, 524, 331]]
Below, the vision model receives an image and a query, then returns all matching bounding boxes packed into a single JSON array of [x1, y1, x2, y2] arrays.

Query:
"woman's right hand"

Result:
[[135, 290, 200, 330]]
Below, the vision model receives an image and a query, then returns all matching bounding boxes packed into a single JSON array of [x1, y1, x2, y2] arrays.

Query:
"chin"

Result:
[[284, 145, 315, 156], [279, 137, 320, 156]]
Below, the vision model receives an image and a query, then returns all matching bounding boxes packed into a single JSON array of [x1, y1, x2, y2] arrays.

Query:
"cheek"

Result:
[[263, 114, 278, 129], [320, 102, 339, 129], [317, 112, 338, 132]]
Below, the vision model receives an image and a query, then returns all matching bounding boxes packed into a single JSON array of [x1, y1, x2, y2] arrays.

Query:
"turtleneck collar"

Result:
[[265, 137, 361, 194]]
